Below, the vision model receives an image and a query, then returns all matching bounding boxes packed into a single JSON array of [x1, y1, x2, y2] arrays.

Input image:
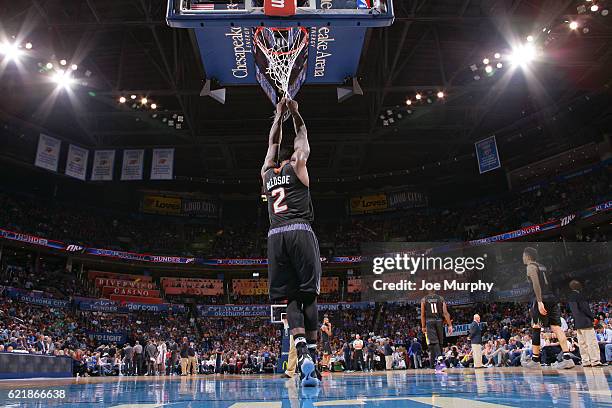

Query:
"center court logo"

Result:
[[225, 27, 252, 79]]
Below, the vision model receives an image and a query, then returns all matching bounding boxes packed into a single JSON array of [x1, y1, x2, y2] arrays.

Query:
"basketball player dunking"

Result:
[[262, 98, 322, 386], [521, 247, 575, 369], [420, 291, 452, 368]]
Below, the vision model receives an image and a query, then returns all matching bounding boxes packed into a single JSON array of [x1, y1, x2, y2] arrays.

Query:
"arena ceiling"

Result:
[[1, 0, 611, 188]]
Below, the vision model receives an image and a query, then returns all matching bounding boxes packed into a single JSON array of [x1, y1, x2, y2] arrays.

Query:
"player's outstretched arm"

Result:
[[286, 99, 310, 185], [261, 98, 288, 179]]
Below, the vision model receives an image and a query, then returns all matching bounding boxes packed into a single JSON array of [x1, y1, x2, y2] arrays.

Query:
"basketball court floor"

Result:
[[1, 368, 610, 407]]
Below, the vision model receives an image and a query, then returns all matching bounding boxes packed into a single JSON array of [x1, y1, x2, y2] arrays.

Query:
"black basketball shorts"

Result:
[[530, 300, 562, 327], [267, 223, 322, 302], [425, 320, 445, 345]]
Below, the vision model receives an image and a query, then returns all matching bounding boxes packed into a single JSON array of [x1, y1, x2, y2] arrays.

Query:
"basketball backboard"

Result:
[[167, 0, 394, 103]]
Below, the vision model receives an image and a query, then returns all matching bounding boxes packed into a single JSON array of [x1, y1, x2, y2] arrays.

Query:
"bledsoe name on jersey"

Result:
[[266, 175, 291, 191]]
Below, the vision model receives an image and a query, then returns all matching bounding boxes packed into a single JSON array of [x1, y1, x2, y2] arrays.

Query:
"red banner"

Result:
[[348, 277, 362, 293], [95, 278, 156, 290], [88, 270, 153, 282], [161, 278, 222, 289], [102, 286, 160, 298], [164, 286, 223, 296], [320, 277, 339, 294], [232, 279, 268, 295]]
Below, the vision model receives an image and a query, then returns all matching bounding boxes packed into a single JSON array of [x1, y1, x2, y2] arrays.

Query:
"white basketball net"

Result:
[[254, 27, 309, 98]]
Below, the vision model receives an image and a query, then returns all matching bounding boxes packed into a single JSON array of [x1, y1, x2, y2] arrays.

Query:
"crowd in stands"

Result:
[[2, 287, 611, 376], [0, 164, 610, 376], [0, 165, 609, 258]]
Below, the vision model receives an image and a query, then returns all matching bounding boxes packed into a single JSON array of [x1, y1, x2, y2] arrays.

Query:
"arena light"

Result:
[[526, 35, 534, 42], [130, 94, 137, 100], [436, 91, 444, 98], [45, 62, 53, 69], [150, 103, 157, 110], [482, 58, 489, 65], [0, 42, 23, 62], [591, 4, 599, 12], [508, 43, 536, 67], [497, 62, 503, 69], [415, 93, 422, 100], [52, 71, 74, 90], [71, 64, 78, 71], [485, 65, 493, 73], [406, 99, 412, 105], [25, 42, 32, 50], [59, 59, 67, 66], [141, 97, 148, 105], [494, 52, 501, 59], [569, 21, 579, 30], [602, 9, 609, 16], [118, 96, 126, 103]]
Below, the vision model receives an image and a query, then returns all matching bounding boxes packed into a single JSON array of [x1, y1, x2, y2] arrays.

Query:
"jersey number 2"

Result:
[[271, 187, 288, 214]]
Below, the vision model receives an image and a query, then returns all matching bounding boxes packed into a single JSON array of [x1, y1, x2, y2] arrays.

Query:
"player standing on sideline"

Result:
[[421, 291, 453, 368], [262, 97, 322, 387], [520, 247, 575, 369], [321, 316, 332, 370]]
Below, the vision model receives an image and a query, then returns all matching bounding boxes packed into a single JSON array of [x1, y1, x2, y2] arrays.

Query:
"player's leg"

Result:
[[522, 301, 543, 368], [302, 292, 320, 375], [547, 303, 575, 369], [425, 320, 442, 367], [268, 232, 310, 375], [289, 228, 323, 385]]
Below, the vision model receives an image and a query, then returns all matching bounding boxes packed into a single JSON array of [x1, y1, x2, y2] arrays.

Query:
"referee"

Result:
[[420, 291, 453, 367]]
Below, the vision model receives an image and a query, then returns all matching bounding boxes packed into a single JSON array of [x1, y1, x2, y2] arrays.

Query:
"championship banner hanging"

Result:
[[475, 136, 501, 174], [121, 149, 144, 181], [150, 148, 175, 180], [65, 144, 89, 181], [91, 150, 115, 181], [34, 133, 61, 172]]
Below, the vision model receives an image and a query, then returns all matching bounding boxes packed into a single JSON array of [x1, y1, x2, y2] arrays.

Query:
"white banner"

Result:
[[91, 150, 115, 181], [150, 148, 175, 180], [65, 144, 89, 180], [34, 133, 61, 172], [121, 149, 144, 181]]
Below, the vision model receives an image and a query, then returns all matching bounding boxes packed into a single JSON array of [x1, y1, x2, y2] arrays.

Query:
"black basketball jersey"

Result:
[[264, 163, 314, 228], [526, 262, 556, 301], [422, 293, 445, 321]]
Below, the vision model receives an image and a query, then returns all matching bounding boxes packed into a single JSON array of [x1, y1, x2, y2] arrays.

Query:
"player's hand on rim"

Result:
[[286, 98, 299, 113], [276, 97, 289, 115]]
